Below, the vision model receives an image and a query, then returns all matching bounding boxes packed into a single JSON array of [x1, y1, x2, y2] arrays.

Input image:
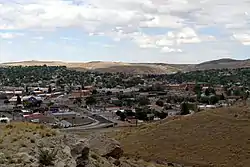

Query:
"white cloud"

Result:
[[122, 27, 214, 52], [33, 36, 44, 40], [161, 47, 182, 53], [0, 0, 249, 63], [233, 33, 250, 45], [103, 44, 115, 48], [141, 15, 184, 28], [60, 37, 79, 41], [0, 32, 24, 39], [1, 0, 248, 32]]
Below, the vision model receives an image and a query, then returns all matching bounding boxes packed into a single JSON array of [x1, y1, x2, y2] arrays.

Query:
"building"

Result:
[[167, 84, 186, 91], [70, 90, 91, 98]]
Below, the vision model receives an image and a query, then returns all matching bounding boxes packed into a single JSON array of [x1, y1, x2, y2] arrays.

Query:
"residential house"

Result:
[[70, 90, 91, 99]]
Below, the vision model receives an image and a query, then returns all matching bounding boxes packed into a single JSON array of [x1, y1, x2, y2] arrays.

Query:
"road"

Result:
[[63, 107, 115, 131]]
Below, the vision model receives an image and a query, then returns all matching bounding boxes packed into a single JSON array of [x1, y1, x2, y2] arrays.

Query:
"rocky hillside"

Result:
[[111, 104, 250, 167], [0, 122, 175, 167]]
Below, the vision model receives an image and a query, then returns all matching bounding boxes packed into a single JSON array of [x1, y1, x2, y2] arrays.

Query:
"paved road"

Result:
[[62, 107, 115, 131]]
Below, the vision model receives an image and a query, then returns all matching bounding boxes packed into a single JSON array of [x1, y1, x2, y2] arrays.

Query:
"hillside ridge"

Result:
[[2, 58, 250, 74], [111, 104, 250, 167]]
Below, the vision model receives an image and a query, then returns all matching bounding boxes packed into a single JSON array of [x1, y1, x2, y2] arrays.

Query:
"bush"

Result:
[[38, 146, 58, 166]]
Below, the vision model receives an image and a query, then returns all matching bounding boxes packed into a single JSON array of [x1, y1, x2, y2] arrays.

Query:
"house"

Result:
[[70, 90, 91, 98], [52, 111, 77, 119], [167, 109, 181, 116], [185, 82, 209, 91], [84, 86, 94, 91], [9, 96, 23, 104], [198, 104, 217, 110], [167, 84, 186, 91], [23, 112, 44, 120], [23, 95, 43, 101], [110, 97, 119, 103], [105, 106, 122, 112], [4, 90, 23, 97]]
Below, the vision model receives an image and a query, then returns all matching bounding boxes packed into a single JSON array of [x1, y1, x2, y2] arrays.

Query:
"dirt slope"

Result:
[[112, 105, 250, 167]]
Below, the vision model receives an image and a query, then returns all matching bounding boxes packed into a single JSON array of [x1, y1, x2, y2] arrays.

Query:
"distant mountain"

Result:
[[2, 60, 180, 74], [199, 58, 238, 65], [185, 58, 250, 71], [2, 58, 250, 74]]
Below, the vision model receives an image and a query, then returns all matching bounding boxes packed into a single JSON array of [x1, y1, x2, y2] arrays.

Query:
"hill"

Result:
[[185, 58, 250, 71], [2, 58, 250, 74], [95, 64, 178, 74], [111, 104, 250, 167], [2, 60, 180, 74], [0, 122, 171, 167]]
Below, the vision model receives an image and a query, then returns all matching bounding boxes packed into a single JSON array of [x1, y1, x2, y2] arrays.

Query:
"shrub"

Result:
[[38, 146, 58, 166], [5, 124, 14, 129], [91, 153, 99, 160]]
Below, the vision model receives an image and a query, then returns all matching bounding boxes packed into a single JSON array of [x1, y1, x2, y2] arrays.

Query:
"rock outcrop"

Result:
[[89, 135, 124, 159], [0, 123, 178, 167]]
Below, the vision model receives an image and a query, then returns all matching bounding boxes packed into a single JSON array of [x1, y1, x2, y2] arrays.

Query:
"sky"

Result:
[[0, 0, 249, 63]]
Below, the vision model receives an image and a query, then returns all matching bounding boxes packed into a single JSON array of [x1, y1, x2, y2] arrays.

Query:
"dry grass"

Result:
[[111, 105, 250, 167], [3, 60, 179, 74], [0, 122, 57, 162]]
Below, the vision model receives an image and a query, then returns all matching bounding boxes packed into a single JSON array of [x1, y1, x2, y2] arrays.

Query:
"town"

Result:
[[0, 65, 249, 129]]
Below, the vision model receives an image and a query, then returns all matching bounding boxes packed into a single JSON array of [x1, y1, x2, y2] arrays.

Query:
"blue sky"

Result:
[[0, 0, 249, 63]]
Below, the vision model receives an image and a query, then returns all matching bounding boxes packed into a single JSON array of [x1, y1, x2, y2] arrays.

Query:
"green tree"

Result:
[[92, 89, 98, 95], [16, 95, 22, 105], [85, 96, 97, 106], [233, 89, 241, 96], [156, 99, 164, 107], [194, 84, 202, 95], [205, 88, 210, 96], [209, 95, 219, 105], [180, 102, 190, 115], [25, 86, 29, 94], [116, 111, 126, 121], [155, 111, 168, 119], [138, 97, 150, 106], [135, 110, 148, 121], [48, 85, 52, 93]]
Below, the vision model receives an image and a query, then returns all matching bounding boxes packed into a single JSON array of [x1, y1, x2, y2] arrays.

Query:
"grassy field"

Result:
[[111, 104, 250, 167]]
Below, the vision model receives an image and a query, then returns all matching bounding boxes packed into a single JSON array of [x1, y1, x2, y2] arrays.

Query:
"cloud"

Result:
[[233, 33, 250, 45], [103, 44, 115, 48], [113, 27, 215, 52], [0, 0, 249, 63], [60, 37, 79, 41], [1, 0, 248, 32], [33, 36, 44, 40], [0, 32, 24, 39], [161, 47, 182, 53]]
